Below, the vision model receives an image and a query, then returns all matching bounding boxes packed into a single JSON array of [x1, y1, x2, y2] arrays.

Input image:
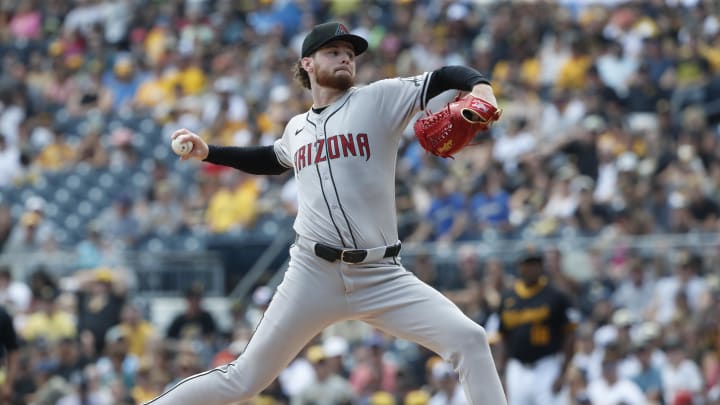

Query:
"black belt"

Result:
[[313, 242, 401, 264]]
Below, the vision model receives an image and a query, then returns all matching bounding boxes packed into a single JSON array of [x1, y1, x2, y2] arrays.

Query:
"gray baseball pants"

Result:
[[145, 243, 506, 405]]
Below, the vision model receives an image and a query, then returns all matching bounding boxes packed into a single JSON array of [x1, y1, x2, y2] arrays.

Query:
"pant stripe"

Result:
[[144, 297, 274, 405]]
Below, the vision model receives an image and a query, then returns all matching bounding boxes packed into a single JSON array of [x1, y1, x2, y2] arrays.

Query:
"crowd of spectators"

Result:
[[0, 0, 720, 404]]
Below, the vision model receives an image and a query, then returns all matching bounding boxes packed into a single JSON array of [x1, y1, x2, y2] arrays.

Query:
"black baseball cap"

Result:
[[518, 244, 544, 263], [301, 22, 368, 58]]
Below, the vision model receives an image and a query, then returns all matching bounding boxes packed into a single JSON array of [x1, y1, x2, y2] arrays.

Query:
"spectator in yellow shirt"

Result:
[[205, 171, 260, 233], [132, 359, 167, 404], [143, 20, 172, 66], [556, 39, 593, 91], [165, 54, 206, 96], [117, 303, 156, 358], [21, 287, 76, 343], [35, 127, 76, 171], [133, 62, 174, 110]]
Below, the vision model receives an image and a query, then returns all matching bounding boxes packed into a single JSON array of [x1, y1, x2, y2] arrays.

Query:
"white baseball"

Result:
[[171, 138, 193, 156]]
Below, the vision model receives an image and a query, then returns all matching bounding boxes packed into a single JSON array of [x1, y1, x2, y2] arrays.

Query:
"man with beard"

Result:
[[147, 22, 503, 405]]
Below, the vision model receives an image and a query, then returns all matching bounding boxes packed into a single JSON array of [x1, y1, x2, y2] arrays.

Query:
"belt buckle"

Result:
[[340, 249, 367, 264]]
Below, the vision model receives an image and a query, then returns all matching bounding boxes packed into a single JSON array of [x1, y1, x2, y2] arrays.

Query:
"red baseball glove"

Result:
[[413, 93, 502, 158]]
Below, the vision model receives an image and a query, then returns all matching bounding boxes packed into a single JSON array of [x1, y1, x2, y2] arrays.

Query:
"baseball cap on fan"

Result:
[[518, 244, 544, 263], [301, 22, 368, 57]]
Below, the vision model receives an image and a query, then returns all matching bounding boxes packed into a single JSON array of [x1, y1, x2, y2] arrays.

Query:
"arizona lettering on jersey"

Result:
[[293, 133, 370, 172], [273, 72, 432, 248]]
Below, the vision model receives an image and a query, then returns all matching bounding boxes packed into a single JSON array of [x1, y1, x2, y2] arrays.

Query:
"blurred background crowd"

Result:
[[1, 0, 720, 404]]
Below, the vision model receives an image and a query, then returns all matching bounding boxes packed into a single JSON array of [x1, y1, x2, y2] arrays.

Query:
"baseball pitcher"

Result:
[[146, 22, 504, 405]]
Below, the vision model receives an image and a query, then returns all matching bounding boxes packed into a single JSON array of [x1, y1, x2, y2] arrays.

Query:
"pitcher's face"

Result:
[[306, 40, 356, 91]]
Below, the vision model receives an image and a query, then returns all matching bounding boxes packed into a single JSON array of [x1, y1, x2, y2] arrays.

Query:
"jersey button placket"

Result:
[[317, 125, 345, 245]]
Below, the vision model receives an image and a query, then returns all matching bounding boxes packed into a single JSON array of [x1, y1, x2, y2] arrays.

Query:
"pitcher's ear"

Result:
[[301, 57, 313, 73]]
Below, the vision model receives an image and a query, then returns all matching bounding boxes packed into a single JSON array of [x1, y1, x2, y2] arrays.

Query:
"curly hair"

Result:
[[292, 60, 311, 89]]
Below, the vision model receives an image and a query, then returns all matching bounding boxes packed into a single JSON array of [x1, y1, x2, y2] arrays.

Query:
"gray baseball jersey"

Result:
[[274, 73, 431, 249], [145, 74, 506, 405]]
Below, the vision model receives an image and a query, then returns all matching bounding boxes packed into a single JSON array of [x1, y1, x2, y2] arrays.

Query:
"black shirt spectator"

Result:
[[0, 305, 19, 401], [561, 134, 599, 181], [574, 186, 611, 235], [167, 286, 218, 341], [624, 66, 668, 113], [687, 191, 720, 227], [75, 269, 126, 356], [52, 337, 87, 382]]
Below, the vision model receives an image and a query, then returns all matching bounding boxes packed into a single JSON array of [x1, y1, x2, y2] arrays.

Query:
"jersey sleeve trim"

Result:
[[420, 72, 431, 111]]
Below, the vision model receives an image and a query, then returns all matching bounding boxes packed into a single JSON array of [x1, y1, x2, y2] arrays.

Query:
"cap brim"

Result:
[[306, 34, 368, 57], [519, 255, 543, 263]]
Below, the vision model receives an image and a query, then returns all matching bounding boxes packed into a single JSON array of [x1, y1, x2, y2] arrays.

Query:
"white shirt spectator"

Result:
[[0, 103, 25, 147], [662, 358, 703, 403], [279, 357, 316, 397], [542, 183, 578, 220], [539, 98, 585, 142], [57, 391, 113, 405], [63, 2, 107, 35], [612, 272, 655, 319], [594, 162, 618, 204], [596, 51, 638, 97], [102, 1, 132, 44], [492, 130, 536, 174], [0, 141, 21, 188], [202, 87, 248, 125], [587, 377, 646, 405], [538, 34, 570, 87], [0, 274, 32, 314], [573, 348, 604, 383], [650, 275, 707, 324]]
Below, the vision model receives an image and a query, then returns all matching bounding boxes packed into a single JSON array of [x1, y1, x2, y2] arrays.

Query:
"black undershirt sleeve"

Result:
[[203, 145, 290, 175], [425, 65, 491, 101]]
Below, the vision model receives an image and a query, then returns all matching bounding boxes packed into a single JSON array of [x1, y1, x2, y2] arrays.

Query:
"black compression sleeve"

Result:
[[425, 65, 491, 101], [203, 145, 290, 175]]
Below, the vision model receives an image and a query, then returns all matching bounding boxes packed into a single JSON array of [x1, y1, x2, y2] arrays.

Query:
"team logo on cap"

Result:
[[335, 24, 349, 35]]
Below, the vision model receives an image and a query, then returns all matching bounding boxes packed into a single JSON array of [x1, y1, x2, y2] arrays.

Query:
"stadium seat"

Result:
[[139, 118, 157, 135], [97, 172, 117, 190], [63, 214, 82, 233], [75, 162, 92, 176], [131, 172, 150, 191], [75, 201, 95, 221], [133, 134, 148, 151], [43, 202, 59, 219], [86, 187, 105, 204], [54, 228, 70, 245], [183, 235, 204, 251], [106, 119, 124, 133], [140, 158, 155, 173], [53, 187, 77, 212], [64, 174, 83, 193], [152, 145, 171, 162], [10, 202, 23, 219], [145, 237, 166, 252]]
